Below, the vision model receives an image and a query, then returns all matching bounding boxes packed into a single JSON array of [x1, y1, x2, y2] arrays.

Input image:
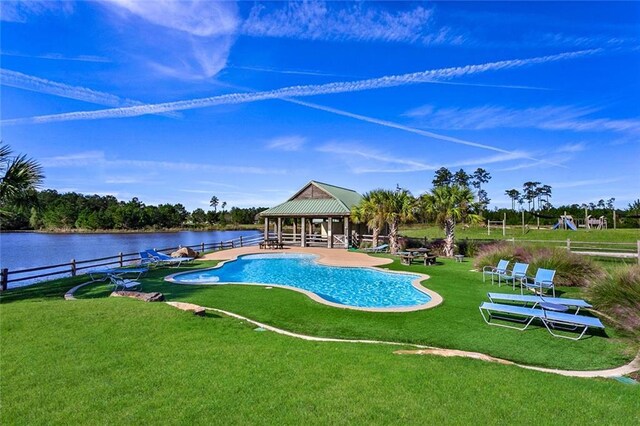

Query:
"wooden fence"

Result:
[[1, 234, 264, 291]]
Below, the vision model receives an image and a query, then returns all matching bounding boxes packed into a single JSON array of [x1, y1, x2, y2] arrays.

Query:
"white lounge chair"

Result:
[[479, 301, 604, 340]]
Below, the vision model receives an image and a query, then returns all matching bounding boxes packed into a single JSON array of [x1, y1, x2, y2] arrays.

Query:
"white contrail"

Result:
[[285, 98, 564, 167], [2, 48, 600, 126], [0, 69, 180, 118]]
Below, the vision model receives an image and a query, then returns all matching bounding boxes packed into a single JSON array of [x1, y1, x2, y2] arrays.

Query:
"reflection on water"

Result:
[[0, 230, 260, 288]]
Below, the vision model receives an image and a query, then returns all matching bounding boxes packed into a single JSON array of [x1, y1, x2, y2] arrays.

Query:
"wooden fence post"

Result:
[[240, 236, 243, 247], [637, 240, 640, 265], [71, 259, 77, 277], [119, 252, 123, 267], [566, 239, 571, 251], [201, 242, 205, 253], [231, 240, 234, 249], [1, 268, 8, 291], [219, 241, 223, 250]]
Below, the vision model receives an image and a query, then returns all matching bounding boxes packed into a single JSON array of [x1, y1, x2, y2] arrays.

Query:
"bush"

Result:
[[587, 265, 640, 333], [474, 243, 605, 287]]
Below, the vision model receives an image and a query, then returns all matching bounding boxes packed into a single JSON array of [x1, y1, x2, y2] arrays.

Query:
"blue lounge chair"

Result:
[[88, 267, 148, 282], [479, 302, 604, 340], [146, 249, 193, 267], [109, 274, 141, 291], [364, 243, 389, 253], [497, 262, 529, 289], [140, 251, 159, 267], [487, 293, 591, 314], [482, 259, 510, 283], [522, 268, 556, 297]]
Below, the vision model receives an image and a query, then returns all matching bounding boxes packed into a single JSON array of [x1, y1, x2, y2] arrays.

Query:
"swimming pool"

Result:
[[168, 253, 433, 310]]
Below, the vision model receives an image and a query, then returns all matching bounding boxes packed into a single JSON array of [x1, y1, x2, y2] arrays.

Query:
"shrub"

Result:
[[474, 243, 605, 287], [587, 265, 640, 334]]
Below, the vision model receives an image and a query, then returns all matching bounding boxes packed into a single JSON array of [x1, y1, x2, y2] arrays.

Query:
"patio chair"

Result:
[[487, 293, 591, 314], [497, 262, 529, 289], [521, 268, 556, 297], [88, 267, 148, 282], [146, 249, 193, 267], [139, 251, 159, 267], [482, 259, 509, 283], [108, 274, 141, 291], [479, 301, 604, 340], [364, 243, 389, 253]]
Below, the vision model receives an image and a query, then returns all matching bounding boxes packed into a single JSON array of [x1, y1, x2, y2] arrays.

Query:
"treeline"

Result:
[[1, 190, 267, 231]]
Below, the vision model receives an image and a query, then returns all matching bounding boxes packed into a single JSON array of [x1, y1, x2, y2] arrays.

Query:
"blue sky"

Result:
[[1, 1, 639, 210]]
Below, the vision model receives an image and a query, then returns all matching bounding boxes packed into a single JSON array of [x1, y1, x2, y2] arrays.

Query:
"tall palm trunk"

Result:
[[389, 218, 400, 254], [444, 218, 455, 257], [371, 226, 380, 248]]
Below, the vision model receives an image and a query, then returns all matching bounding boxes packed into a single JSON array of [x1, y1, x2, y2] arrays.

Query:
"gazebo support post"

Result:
[[293, 219, 297, 243], [301, 217, 306, 247], [344, 217, 350, 249], [277, 217, 282, 243], [264, 217, 269, 241], [327, 217, 333, 248]]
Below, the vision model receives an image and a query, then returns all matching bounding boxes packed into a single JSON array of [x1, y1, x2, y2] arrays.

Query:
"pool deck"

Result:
[[201, 246, 394, 268]]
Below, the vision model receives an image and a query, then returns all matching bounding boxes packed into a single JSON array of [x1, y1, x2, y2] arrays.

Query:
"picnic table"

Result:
[[400, 249, 437, 266]]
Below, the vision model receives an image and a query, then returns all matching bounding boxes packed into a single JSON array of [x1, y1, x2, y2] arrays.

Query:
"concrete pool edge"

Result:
[[164, 247, 443, 312]]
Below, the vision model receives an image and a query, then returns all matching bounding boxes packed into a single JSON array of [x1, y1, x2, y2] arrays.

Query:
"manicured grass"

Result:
[[64, 258, 638, 370], [1, 299, 638, 424], [401, 224, 640, 243]]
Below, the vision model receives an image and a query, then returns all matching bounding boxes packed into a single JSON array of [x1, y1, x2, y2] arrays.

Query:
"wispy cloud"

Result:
[[550, 177, 623, 189], [318, 142, 532, 174], [0, 51, 110, 63], [556, 143, 586, 153], [229, 65, 349, 78], [241, 1, 463, 45], [405, 104, 640, 134], [0, 1, 73, 23], [40, 151, 283, 175], [102, 0, 239, 79], [0, 69, 179, 118], [2, 48, 600, 125], [266, 135, 307, 151]]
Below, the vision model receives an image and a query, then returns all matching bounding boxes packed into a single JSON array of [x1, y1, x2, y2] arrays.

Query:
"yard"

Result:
[[1, 254, 638, 424]]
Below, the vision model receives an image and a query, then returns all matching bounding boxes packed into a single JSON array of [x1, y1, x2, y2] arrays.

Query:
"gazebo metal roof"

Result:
[[260, 181, 362, 217]]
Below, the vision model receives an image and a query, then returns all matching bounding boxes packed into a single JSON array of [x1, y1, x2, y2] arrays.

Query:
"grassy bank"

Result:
[[2, 298, 638, 424], [36, 259, 636, 371]]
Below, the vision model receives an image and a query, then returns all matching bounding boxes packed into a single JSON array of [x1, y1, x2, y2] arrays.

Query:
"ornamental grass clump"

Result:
[[474, 243, 605, 287], [587, 265, 640, 334]]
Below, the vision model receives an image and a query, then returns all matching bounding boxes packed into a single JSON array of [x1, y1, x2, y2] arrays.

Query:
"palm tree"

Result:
[[0, 144, 44, 218], [351, 190, 387, 248], [421, 185, 481, 257], [379, 189, 415, 254], [209, 195, 219, 212]]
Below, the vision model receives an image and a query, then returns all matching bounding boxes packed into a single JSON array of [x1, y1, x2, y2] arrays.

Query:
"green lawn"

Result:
[[32, 257, 636, 371], [2, 298, 638, 424]]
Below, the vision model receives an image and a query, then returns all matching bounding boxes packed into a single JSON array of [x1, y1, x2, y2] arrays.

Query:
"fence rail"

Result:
[[1, 234, 265, 290]]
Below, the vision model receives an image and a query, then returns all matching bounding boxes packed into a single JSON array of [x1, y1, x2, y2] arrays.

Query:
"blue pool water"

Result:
[[171, 254, 431, 308]]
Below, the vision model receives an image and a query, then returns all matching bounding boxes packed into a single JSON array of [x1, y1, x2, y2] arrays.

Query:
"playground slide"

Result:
[[552, 222, 560, 230], [566, 221, 577, 231]]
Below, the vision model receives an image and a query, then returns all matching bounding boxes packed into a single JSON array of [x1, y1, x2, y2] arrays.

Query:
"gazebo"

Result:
[[259, 181, 363, 249]]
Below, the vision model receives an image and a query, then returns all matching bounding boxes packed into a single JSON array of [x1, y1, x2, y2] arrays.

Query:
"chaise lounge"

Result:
[[146, 249, 193, 267], [479, 301, 604, 340], [487, 293, 592, 314]]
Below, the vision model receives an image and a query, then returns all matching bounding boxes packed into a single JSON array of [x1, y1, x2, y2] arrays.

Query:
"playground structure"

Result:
[[586, 215, 608, 230], [552, 214, 577, 231]]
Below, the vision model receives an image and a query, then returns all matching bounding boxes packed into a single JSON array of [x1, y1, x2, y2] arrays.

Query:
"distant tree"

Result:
[[606, 198, 616, 210], [522, 181, 540, 211], [452, 169, 471, 187], [505, 189, 521, 210], [221, 201, 227, 211], [432, 167, 453, 188], [421, 185, 481, 257], [597, 199, 606, 209], [0, 143, 44, 219], [209, 196, 219, 212], [471, 168, 491, 210], [191, 208, 206, 225], [537, 184, 552, 210]]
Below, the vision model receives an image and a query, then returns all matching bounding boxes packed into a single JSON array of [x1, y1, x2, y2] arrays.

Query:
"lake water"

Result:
[[0, 230, 261, 288]]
